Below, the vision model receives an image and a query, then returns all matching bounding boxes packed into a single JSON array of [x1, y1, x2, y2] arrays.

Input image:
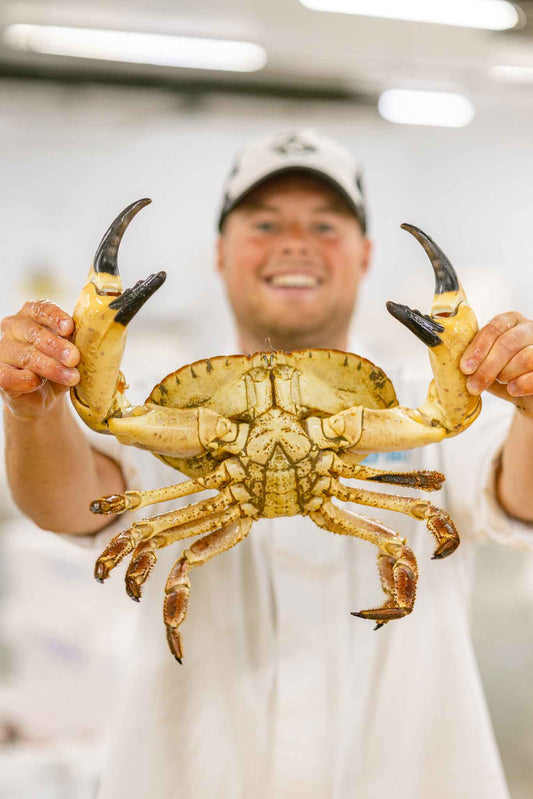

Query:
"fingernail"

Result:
[[461, 358, 476, 374], [62, 347, 76, 366], [507, 382, 518, 396], [59, 319, 71, 334], [64, 368, 79, 385], [466, 377, 481, 394]]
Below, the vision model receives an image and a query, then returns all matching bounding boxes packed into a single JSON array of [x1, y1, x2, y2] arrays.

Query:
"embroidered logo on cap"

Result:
[[271, 134, 317, 156]]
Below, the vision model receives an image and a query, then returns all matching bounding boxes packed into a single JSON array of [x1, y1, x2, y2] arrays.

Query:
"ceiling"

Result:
[[1, 0, 533, 107]]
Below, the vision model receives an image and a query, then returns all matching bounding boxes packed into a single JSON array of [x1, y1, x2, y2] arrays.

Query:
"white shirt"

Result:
[[70, 369, 531, 799]]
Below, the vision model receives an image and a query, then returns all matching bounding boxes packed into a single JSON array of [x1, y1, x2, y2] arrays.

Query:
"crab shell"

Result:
[[147, 349, 398, 478]]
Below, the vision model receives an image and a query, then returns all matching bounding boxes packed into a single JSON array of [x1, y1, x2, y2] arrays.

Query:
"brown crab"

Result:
[[71, 199, 481, 662]]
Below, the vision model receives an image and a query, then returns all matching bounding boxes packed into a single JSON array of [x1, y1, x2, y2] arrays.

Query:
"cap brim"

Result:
[[217, 166, 366, 233]]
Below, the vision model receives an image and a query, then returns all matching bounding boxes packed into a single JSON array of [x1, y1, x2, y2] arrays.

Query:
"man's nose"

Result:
[[279, 241, 310, 257], [276, 228, 312, 258]]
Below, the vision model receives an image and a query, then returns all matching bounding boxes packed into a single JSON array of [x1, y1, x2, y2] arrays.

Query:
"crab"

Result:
[[70, 198, 481, 663]]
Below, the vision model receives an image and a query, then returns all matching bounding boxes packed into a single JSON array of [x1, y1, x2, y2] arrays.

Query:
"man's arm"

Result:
[[460, 312, 533, 523], [1, 300, 125, 534], [496, 410, 533, 522]]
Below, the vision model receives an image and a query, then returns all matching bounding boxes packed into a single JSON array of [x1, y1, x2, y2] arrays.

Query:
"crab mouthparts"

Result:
[[267, 274, 320, 288]]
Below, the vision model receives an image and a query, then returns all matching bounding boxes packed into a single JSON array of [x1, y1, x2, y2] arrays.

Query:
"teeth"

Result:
[[269, 274, 318, 288]]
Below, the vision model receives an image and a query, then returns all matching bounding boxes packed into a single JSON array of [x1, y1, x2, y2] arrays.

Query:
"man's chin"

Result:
[[247, 318, 338, 351]]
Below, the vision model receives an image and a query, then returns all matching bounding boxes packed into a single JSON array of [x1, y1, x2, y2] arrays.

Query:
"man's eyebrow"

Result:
[[314, 203, 349, 214], [242, 201, 279, 213], [240, 200, 350, 214]]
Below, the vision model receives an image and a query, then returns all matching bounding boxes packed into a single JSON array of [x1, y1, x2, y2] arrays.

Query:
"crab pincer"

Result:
[[387, 224, 481, 434], [71, 199, 166, 432]]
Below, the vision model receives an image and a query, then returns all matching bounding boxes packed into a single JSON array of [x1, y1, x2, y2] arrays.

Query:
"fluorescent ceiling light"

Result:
[[300, 0, 519, 31], [378, 90, 475, 128], [491, 65, 533, 83], [3, 24, 267, 73]]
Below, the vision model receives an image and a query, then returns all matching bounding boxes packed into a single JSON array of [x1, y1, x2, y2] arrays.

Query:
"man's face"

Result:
[[217, 173, 371, 351]]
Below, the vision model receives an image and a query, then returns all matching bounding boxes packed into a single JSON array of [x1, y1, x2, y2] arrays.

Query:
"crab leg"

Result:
[[90, 458, 246, 514], [94, 488, 234, 582], [371, 551, 417, 630], [124, 506, 244, 603], [318, 451, 445, 491], [323, 477, 459, 559], [310, 500, 418, 628], [163, 516, 253, 662]]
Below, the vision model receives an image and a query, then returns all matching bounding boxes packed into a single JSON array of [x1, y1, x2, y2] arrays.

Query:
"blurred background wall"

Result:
[[1, 1, 533, 796]]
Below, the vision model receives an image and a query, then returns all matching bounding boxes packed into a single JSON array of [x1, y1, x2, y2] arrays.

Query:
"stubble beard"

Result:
[[235, 301, 354, 354]]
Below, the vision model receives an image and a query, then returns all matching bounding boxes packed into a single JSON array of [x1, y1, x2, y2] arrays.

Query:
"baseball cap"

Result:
[[217, 129, 367, 232]]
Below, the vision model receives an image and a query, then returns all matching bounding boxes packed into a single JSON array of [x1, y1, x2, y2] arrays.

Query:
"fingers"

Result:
[[496, 345, 533, 386], [459, 312, 533, 397], [504, 370, 533, 397], [0, 301, 80, 396], [20, 300, 74, 337], [3, 313, 79, 367], [0, 338, 79, 387], [460, 312, 521, 374], [0, 363, 43, 395]]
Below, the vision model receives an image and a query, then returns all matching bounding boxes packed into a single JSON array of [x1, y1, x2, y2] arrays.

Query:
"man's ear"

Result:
[[216, 235, 225, 275], [361, 237, 373, 275]]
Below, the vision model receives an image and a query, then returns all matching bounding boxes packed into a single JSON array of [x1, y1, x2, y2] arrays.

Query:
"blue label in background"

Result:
[[361, 451, 411, 465]]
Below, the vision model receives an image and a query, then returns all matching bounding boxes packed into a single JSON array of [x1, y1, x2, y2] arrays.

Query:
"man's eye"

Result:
[[255, 221, 277, 232], [313, 223, 335, 234]]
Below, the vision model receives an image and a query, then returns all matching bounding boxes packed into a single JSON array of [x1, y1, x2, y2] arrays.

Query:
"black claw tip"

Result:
[[94, 198, 152, 276], [386, 300, 444, 348], [431, 552, 450, 561], [401, 223, 459, 295], [94, 563, 108, 582], [109, 271, 166, 326], [175, 656, 183, 665], [431, 538, 459, 559], [126, 581, 142, 602], [374, 622, 386, 631], [351, 612, 364, 618]]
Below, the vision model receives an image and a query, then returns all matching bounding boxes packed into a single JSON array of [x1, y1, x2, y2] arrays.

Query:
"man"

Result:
[[1, 129, 533, 798]]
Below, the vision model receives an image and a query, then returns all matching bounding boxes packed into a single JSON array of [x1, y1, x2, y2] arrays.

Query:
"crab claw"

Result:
[[385, 303, 445, 348], [71, 199, 166, 432], [387, 224, 481, 434]]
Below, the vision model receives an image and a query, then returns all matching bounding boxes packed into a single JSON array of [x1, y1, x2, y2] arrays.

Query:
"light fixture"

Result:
[[300, 0, 519, 31], [3, 24, 267, 73], [378, 89, 475, 128], [490, 65, 533, 83]]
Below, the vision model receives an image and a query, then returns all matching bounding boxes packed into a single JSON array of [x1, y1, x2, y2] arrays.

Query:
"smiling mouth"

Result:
[[266, 273, 320, 288]]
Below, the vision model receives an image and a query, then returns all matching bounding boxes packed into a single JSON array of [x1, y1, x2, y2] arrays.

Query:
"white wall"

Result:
[[2, 78, 532, 368]]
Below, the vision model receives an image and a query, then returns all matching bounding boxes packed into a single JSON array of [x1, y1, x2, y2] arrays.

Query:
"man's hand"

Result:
[[0, 300, 80, 419], [460, 311, 533, 415]]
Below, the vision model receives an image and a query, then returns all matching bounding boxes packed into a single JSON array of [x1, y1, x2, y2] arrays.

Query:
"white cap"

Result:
[[217, 129, 367, 232]]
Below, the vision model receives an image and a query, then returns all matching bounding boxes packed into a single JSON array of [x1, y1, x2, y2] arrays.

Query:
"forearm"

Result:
[[4, 395, 125, 534], [497, 409, 533, 523]]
